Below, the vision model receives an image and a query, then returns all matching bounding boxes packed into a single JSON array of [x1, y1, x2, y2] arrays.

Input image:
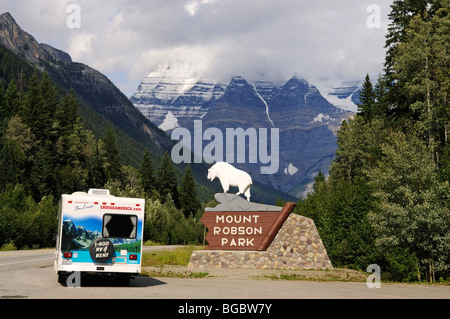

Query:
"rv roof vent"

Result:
[[88, 189, 111, 196]]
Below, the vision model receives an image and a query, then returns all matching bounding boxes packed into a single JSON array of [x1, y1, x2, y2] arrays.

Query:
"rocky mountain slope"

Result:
[[0, 12, 172, 166]]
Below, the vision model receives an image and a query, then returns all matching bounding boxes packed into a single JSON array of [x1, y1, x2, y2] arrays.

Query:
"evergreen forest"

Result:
[[0, 71, 207, 250], [293, 0, 449, 282]]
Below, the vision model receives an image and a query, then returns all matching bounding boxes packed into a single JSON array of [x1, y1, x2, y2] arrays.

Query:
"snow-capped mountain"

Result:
[[130, 62, 353, 198], [314, 80, 362, 113], [131, 61, 227, 131]]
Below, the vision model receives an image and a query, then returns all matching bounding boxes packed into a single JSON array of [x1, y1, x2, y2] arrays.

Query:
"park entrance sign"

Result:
[[188, 164, 333, 270], [200, 194, 296, 250]]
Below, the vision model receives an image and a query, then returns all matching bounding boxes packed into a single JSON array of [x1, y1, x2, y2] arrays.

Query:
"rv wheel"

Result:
[[89, 238, 115, 263]]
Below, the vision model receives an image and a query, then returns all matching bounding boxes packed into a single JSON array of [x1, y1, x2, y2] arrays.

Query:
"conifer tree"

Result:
[[2, 79, 20, 122], [139, 149, 155, 196], [30, 141, 55, 200], [384, 0, 444, 118], [180, 164, 201, 218], [157, 152, 180, 208], [391, 4, 449, 161], [21, 72, 43, 141], [103, 125, 124, 183], [55, 89, 80, 137], [90, 140, 108, 188], [38, 72, 58, 141], [357, 74, 376, 121], [0, 83, 5, 124], [0, 138, 24, 188]]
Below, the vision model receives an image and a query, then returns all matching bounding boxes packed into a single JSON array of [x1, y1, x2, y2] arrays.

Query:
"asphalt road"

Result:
[[0, 248, 449, 301]]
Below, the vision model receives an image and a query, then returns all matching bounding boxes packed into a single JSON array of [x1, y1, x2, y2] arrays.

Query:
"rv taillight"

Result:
[[63, 252, 72, 258], [129, 254, 137, 260]]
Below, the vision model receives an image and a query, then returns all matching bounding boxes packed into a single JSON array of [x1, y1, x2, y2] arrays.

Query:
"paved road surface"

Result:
[[0, 249, 449, 300]]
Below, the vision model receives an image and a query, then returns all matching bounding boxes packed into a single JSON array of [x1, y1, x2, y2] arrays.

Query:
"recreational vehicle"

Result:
[[55, 189, 145, 285]]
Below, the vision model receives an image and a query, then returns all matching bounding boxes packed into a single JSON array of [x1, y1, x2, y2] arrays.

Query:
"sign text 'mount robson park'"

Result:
[[201, 201, 296, 251], [213, 214, 263, 247]]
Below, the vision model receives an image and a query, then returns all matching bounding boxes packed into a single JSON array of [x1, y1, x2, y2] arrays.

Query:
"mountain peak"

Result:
[[0, 12, 15, 23], [0, 11, 47, 64]]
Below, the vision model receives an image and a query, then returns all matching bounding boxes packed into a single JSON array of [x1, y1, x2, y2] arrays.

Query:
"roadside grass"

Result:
[[142, 245, 203, 266], [140, 245, 209, 279]]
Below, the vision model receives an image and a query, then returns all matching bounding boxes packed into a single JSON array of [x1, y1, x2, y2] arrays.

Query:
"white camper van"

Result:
[[55, 189, 145, 285]]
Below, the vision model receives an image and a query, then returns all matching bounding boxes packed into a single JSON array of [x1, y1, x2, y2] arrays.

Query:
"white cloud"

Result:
[[0, 0, 393, 96], [68, 32, 95, 60]]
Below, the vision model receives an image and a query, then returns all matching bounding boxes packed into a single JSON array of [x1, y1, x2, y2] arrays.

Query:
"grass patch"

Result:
[[141, 245, 207, 279], [0, 240, 17, 251], [142, 246, 204, 267]]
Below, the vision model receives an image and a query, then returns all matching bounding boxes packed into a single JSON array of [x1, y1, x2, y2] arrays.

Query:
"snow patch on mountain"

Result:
[[314, 80, 361, 113], [251, 82, 275, 128], [284, 163, 298, 176], [158, 111, 179, 131], [312, 113, 333, 123]]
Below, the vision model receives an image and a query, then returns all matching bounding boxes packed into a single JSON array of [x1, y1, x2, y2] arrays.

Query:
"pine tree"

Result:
[[2, 79, 20, 122], [38, 72, 58, 142], [0, 138, 24, 188], [384, 0, 445, 119], [55, 89, 81, 137], [357, 74, 376, 121], [30, 141, 55, 200], [21, 72, 44, 141], [180, 164, 201, 218], [157, 152, 180, 208], [139, 149, 155, 196], [90, 140, 108, 188], [0, 83, 5, 124], [384, 0, 439, 76], [103, 125, 124, 183], [391, 4, 450, 161]]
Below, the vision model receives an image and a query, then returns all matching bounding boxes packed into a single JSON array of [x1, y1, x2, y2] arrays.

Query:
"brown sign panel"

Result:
[[201, 202, 296, 250]]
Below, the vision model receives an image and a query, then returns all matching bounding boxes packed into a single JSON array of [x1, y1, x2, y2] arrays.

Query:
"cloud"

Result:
[[0, 0, 392, 96], [68, 32, 95, 60]]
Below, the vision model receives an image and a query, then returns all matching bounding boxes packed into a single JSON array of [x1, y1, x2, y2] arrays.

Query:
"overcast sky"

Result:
[[0, 0, 392, 97]]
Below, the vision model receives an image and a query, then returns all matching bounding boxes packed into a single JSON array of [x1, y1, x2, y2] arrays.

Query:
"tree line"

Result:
[[0, 71, 206, 249], [294, 1, 449, 282]]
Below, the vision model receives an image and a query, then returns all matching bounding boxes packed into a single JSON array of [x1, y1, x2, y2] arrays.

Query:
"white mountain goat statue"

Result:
[[207, 162, 252, 201]]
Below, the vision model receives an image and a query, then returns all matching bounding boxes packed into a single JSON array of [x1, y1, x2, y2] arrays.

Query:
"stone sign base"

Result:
[[188, 213, 333, 270]]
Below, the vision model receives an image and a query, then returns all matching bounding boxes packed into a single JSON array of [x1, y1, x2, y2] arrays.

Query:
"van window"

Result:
[[102, 214, 137, 239]]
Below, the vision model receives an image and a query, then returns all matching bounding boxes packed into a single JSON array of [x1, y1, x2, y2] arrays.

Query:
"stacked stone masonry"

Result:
[[188, 213, 333, 270]]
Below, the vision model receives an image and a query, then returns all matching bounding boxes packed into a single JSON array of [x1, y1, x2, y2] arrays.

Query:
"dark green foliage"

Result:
[[103, 125, 124, 183], [180, 164, 201, 218], [0, 70, 208, 248], [157, 152, 180, 208], [143, 194, 203, 245], [0, 137, 24, 188], [29, 142, 55, 201], [357, 74, 376, 121], [1, 80, 20, 122], [139, 149, 155, 196], [0, 184, 57, 249], [295, 174, 379, 270]]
